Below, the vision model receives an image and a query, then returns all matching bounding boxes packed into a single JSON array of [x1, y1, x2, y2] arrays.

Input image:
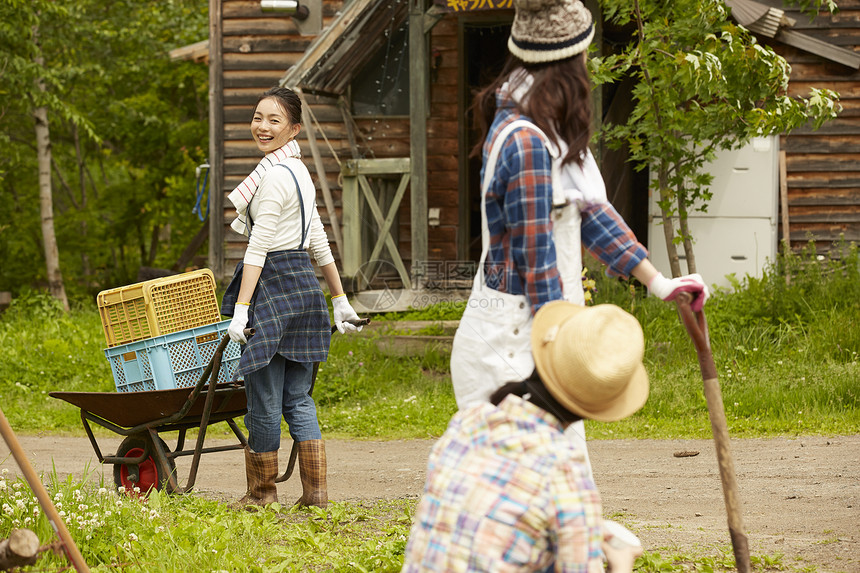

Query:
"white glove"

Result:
[[332, 295, 362, 334], [648, 272, 710, 312], [228, 304, 249, 344]]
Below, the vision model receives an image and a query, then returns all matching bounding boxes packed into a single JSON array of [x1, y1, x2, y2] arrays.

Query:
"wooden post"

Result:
[[779, 149, 791, 285], [341, 161, 363, 276], [0, 410, 89, 572], [208, 0, 225, 281], [0, 529, 40, 570], [296, 88, 344, 258], [779, 150, 790, 248], [409, 0, 429, 289]]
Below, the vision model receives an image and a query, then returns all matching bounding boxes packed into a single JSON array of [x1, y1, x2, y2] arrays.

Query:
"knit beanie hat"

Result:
[[508, 0, 595, 64]]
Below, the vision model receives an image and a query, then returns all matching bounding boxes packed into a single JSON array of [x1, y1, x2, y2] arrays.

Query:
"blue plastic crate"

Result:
[[105, 320, 242, 392]]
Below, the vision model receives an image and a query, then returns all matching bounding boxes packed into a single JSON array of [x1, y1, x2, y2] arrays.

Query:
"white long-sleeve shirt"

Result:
[[243, 157, 335, 269]]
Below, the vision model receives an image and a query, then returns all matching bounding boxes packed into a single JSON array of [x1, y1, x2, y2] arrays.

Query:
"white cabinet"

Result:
[[647, 136, 779, 290]]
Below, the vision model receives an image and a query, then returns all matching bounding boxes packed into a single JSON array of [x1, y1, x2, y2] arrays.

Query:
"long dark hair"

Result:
[[490, 370, 582, 425], [255, 86, 303, 125], [471, 53, 593, 167]]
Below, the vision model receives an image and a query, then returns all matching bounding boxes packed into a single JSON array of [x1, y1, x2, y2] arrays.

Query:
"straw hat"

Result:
[[531, 301, 649, 422], [508, 0, 595, 64]]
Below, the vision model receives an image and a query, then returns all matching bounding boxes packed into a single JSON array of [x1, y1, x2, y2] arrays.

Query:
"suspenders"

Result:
[[246, 163, 313, 250]]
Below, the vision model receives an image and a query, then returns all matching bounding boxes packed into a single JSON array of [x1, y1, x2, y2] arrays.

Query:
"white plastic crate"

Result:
[[105, 320, 242, 392]]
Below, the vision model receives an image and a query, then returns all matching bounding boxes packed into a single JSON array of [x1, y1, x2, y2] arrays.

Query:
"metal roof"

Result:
[[281, 0, 409, 95]]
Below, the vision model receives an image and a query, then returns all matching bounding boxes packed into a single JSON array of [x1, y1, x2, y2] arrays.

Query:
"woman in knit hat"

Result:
[[404, 302, 647, 572], [450, 0, 709, 473]]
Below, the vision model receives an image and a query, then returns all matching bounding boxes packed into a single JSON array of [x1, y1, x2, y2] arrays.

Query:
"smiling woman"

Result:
[[219, 86, 364, 511], [251, 96, 301, 153]]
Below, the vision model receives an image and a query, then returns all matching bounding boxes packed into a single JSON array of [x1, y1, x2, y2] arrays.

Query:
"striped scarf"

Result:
[[228, 139, 302, 237]]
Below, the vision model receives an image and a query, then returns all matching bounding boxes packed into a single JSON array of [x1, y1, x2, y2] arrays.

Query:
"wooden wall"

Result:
[[217, 0, 462, 280], [220, 0, 341, 275], [215, 0, 860, 286], [426, 16, 461, 263], [768, 0, 860, 252]]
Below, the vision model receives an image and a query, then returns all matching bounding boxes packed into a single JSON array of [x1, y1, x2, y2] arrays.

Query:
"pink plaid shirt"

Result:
[[402, 396, 605, 572]]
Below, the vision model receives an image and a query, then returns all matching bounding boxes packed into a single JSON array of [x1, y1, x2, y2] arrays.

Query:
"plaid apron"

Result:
[[222, 251, 330, 375]]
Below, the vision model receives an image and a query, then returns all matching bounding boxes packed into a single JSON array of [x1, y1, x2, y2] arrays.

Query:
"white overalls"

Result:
[[450, 119, 598, 471]]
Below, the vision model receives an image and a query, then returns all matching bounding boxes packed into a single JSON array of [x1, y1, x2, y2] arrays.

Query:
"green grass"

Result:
[[313, 333, 456, 439], [0, 470, 410, 572], [0, 470, 803, 572], [1, 243, 858, 440]]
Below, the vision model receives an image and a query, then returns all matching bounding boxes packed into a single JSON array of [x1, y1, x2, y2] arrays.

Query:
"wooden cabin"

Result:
[[198, 0, 860, 306], [755, 0, 860, 253]]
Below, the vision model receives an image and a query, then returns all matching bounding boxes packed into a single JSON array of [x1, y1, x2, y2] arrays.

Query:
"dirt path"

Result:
[[2, 434, 858, 572]]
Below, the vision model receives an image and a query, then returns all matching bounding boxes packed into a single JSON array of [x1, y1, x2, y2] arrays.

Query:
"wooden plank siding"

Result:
[[761, 0, 860, 251], [426, 16, 461, 264], [212, 0, 860, 283], [216, 0, 464, 282], [218, 0, 347, 276]]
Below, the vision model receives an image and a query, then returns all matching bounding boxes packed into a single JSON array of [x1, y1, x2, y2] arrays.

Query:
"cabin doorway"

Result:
[[459, 21, 511, 264]]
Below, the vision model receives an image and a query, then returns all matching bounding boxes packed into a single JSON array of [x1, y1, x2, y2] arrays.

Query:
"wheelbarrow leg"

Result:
[[167, 349, 226, 494]]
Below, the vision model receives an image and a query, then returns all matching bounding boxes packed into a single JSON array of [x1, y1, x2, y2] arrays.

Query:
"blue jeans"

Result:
[[244, 354, 321, 453]]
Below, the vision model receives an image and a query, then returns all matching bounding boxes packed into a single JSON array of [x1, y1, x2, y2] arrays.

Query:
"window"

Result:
[[351, 19, 410, 116]]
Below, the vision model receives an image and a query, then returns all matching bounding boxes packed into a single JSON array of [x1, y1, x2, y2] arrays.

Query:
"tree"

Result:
[[592, 0, 840, 278], [0, 0, 209, 301], [1, 1, 74, 310]]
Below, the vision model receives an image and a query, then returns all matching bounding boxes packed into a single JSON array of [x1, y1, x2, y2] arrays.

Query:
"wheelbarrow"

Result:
[[50, 319, 370, 495], [50, 330, 252, 494]]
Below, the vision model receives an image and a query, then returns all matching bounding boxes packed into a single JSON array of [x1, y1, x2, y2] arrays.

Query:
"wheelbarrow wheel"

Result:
[[113, 435, 176, 494]]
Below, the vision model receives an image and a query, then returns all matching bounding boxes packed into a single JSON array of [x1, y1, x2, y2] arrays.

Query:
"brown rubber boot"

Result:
[[295, 439, 328, 508], [232, 446, 278, 508]]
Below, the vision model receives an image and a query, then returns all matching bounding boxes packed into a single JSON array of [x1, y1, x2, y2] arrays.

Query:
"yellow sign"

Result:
[[435, 0, 513, 12]]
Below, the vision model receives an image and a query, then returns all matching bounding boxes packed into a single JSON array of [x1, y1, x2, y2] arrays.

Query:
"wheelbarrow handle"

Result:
[[330, 317, 372, 334], [242, 320, 371, 337]]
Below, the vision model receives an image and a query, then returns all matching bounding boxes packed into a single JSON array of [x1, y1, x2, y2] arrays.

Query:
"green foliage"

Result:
[[585, 245, 860, 439], [0, 470, 412, 571], [375, 301, 467, 322], [1, 247, 858, 440], [0, 291, 114, 431], [0, 0, 209, 300], [315, 334, 457, 439], [592, 0, 839, 274]]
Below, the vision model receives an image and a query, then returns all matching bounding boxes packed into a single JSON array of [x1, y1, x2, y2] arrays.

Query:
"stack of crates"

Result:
[[99, 269, 242, 392]]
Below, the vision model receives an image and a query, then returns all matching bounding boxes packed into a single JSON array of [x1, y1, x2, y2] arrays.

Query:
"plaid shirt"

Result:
[[402, 395, 604, 573], [482, 104, 648, 312]]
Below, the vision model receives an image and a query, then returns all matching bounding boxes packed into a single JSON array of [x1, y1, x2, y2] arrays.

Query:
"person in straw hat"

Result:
[[404, 302, 647, 572], [450, 0, 708, 474]]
